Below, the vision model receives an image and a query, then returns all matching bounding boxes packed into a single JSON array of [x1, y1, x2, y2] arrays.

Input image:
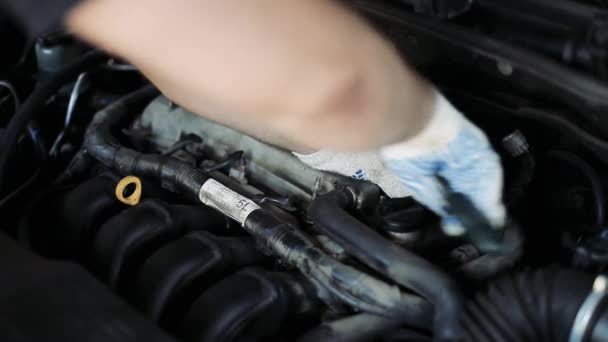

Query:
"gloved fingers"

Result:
[[388, 163, 474, 237], [439, 140, 506, 228], [383, 157, 448, 216], [384, 121, 506, 230], [380, 94, 507, 232], [294, 150, 413, 198]]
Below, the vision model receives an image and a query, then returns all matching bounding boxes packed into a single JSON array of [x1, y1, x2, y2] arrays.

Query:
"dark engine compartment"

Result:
[[2, 1, 608, 341]]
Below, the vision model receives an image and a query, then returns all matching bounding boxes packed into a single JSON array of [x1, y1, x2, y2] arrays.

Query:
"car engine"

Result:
[[2, 1, 608, 341]]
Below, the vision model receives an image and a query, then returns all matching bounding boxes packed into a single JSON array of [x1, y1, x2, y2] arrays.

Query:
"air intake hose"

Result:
[[464, 268, 608, 342]]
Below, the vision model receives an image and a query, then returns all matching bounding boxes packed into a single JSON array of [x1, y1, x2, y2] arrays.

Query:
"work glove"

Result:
[[293, 150, 413, 198], [380, 92, 506, 236]]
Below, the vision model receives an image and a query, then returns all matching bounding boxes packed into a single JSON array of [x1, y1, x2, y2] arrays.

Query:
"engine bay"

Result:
[[2, 1, 608, 341]]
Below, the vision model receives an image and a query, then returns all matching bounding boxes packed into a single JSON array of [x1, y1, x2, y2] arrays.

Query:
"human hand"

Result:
[[293, 150, 413, 199], [381, 93, 506, 236]]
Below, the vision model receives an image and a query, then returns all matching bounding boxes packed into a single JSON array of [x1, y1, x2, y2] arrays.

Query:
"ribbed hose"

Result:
[[82, 87, 433, 329], [309, 187, 462, 341], [298, 268, 607, 342], [463, 268, 596, 342]]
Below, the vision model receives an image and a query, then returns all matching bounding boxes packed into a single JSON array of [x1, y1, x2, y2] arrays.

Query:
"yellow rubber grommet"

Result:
[[115, 176, 142, 206]]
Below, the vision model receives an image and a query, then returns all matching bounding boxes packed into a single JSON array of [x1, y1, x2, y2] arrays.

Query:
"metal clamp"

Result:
[[570, 274, 608, 342]]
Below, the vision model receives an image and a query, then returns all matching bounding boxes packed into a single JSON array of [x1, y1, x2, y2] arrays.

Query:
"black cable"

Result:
[[0, 50, 106, 194], [548, 150, 606, 228], [0, 80, 47, 162]]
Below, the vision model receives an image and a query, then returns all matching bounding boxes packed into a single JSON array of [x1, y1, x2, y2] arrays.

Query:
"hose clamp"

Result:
[[570, 274, 608, 342]]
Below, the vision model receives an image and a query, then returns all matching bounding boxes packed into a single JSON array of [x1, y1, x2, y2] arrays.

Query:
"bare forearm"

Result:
[[67, 0, 435, 151]]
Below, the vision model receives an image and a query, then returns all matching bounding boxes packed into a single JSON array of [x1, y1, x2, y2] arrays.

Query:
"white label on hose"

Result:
[[198, 179, 260, 226]]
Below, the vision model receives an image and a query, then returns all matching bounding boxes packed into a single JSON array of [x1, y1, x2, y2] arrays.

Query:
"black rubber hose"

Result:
[[0, 49, 106, 193], [548, 150, 606, 228], [462, 268, 601, 342], [457, 224, 524, 281], [244, 209, 432, 324], [82, 85, 201, 197], [309, 187, 462, 342], [83, 86, 433, 327]]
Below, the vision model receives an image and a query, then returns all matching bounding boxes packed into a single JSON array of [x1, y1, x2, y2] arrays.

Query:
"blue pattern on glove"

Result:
[[383, 123, 505, 233]]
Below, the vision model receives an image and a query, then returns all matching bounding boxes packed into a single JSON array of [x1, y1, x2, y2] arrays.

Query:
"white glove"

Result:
[[293, 150, 412, 198], [381, 92, 506, 235]]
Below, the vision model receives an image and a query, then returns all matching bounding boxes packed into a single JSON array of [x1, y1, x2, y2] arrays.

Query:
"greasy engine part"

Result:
[[21, 172, 319, 342], [309, 185, 462, 340], [136, 96, 347, 202], [138, 96, 525, 281], [81, 86, 435, 332], [139, 95, 462, 338], [72, 79, 608, 340], [75, 81, 608, 341]]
